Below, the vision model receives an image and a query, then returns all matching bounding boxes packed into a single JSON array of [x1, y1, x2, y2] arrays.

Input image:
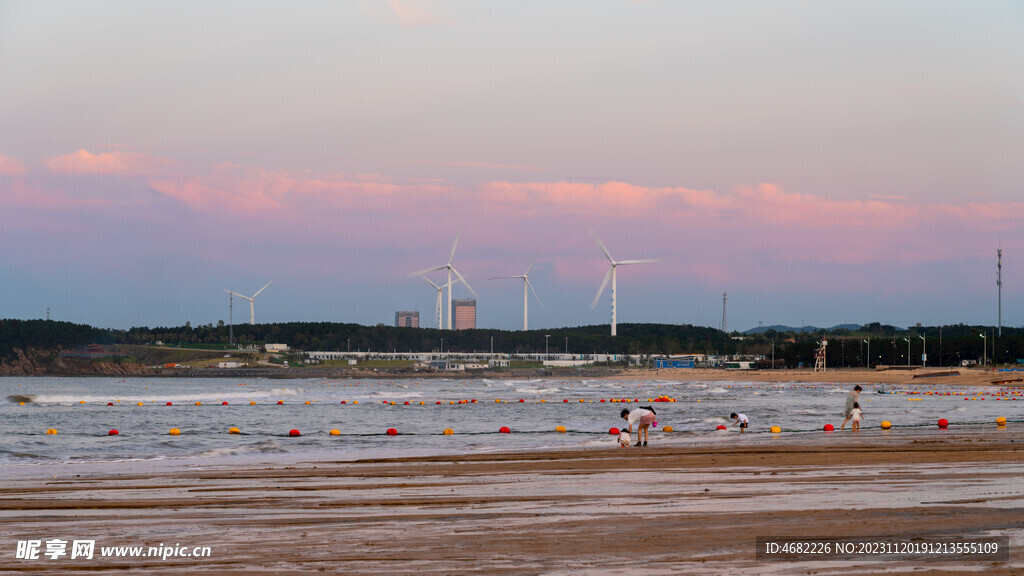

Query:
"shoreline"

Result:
[[4, 432, 1023, 574]]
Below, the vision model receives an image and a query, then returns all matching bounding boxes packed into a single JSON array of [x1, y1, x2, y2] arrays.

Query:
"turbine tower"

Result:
[[490, 249, 543, 331], [420, 275, 460, 330], [588, 227, 660, 336], [225, 281, 273, 325], [409, 232, 477, 330]]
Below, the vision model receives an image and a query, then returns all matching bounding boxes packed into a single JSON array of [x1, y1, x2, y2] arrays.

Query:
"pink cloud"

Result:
[[388, 0, 443, 28], [43, 149, 176, 176], [0, 153, 27, 176]]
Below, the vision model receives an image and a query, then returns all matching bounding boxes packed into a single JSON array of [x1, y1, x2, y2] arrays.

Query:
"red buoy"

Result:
[[404, 401, 410, 405], [106, 402, 113, 406], [222, 401, 228, 405], [600, 399, 606, 402], [436, 401, 442, 405], [563, 399, 568, 403], [108, 429, 119, 436], [166, 402, 172, 406], [499, 426, 511, 434], [277, 400, 284, 405], [938, 418, 949, 429], [386, 428, 398, 436], [716, 425, 727, 431], [289, 429, 300, 436], [609, 427, 620, 435], [823, 424, 835, 432], [340, 401, 346, 404], [518, 399, 525, 403]]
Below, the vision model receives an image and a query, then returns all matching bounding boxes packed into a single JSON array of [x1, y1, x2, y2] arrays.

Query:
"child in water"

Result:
[[850, 402, 863, 432], [618, 427, 631, 448], [730, 412, 749, 433]]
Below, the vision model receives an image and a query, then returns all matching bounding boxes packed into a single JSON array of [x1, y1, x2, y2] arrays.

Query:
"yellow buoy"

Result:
[[996, 417, 1007, 426], [540, 399, 546, 403], [555, 425, 567, 433], [329, 429, 341, 436], [19, 402, 25, 406], [443, 428, 454, 435], [228, 427, 240, 434], [880, 421, 892, 430], [169, 428, 181, 436], [45, 428, 58, 435], [662, 426, 674, 433], [770, 426, 782, 434]]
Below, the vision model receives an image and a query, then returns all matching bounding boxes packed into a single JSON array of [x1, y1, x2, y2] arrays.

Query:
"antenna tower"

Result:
[[721, 292, 727, 333], [997, 245, 1002, 338]]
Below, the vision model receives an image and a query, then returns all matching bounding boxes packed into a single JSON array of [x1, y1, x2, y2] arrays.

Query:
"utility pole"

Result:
[[997, 245, 1002, 337], [721, 292, 727, 333]]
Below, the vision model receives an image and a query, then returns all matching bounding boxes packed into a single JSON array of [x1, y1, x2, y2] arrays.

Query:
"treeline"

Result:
[[3, 318, 1022, 367]]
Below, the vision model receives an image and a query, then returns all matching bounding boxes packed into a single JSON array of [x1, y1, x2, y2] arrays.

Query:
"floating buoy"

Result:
[[195, 401, 202, 406], [288, 429, 301, 437], [436, 401, 441, 405], [341, 401, 347, 404], [716, 425, 727, 431], [540, 399, 546, 403], [518, 399, 525, 403], [222, 401, 229, 405], [996, 417, 1007, 426], [306, 401, 312, 405], [166, 402, 173, 406], [137, 402, 143, 406], [169, 428, 180, 435], [880, 421, 892, 430], [555, 425, 567, 433], [45, 428, 58, 435], [386, 428, 398, 436], [563, 399, 568, 403], [662, 426, 674, 433], [609, 427, 620, 435], [823, 424, 834, 432], [443, 428, 454, 435], [108, 429, 119, 436], [404, 401, 410, 405], [329, 429, 341, 436], [79, 400, 85, 404], [499, 426, 511, 433], [106, 402, 113, 406], [937, 419, 949, 429], [277, 400, 284, 405], [353, 400, 358, 404], [250, 401, 256, 405], [228, 427, 240, 434], [770, 426, 782, 434]]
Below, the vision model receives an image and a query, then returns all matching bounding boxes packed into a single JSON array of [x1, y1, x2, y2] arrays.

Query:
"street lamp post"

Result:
[[545, 334, 551, 361], [565, 337, 568, 355], [440, 338, 444, 359], [771, 339, 775, 370], [980, 333, 987, 366], [919, 334, 925, 367], [864, 339, 870, 369], [903, 337, 910, 367]]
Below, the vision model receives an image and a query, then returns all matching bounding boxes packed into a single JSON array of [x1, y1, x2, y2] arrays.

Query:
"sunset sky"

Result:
[[1, 1, 1021, 332]]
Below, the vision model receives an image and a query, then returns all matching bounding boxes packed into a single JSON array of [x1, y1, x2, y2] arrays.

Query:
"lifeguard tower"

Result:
[[814, 339, 828, 372]]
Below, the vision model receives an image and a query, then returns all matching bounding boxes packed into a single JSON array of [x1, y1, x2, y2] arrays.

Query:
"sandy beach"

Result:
[[4, 428, 1023, 575]]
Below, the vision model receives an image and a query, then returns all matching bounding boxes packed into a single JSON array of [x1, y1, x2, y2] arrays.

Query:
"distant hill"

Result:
[[743, 323, 866, 335]]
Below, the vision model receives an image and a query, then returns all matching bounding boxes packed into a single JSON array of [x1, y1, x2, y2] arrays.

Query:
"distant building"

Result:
[[395, 310, 420, 328], [265, 344, 290, 353], [452, 299, 476, 330]]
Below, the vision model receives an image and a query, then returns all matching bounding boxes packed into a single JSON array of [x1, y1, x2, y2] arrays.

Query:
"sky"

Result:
[[1, 0, 1022, 333]]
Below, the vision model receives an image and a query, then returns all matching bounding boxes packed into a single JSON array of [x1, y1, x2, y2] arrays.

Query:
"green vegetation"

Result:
[[2, 318, 1022, 369]]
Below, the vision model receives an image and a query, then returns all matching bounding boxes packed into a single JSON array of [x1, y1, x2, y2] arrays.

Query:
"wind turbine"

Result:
[[225, 281, 273, 325], [589, 227, 659, 336], [409, 233, 477, 330], [420, 275, 460, 330], [489, 249, 543, 331]]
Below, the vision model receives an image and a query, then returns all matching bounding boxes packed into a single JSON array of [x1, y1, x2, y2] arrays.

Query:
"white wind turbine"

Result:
[[420, 275, 460, 330], [589, 227, 659, 336], [409, 233, 477, 330], [489, 249, 543, 331], [225, 281, 273, 325]]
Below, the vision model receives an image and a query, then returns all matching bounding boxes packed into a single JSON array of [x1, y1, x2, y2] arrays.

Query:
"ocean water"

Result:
[[2, 376, 1020, 475]]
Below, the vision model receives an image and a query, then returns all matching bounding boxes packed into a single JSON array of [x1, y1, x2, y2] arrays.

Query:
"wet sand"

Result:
[[4, 430, 1023, 575]]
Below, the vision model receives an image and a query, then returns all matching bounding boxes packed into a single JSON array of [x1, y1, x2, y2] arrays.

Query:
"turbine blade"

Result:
[[252, 280, 273, 298], [408, 265, 447, 278], [448, 230, 461, 264], [525, 248, 541, 275], [489, 275, 524, 280], [420, 276, 442, 290], [526, 278, 544, 308], [588, 226, 614, 263], [591, 266, 613, 309], [450, 266, 477, 297], [617, 259, 661, 265]]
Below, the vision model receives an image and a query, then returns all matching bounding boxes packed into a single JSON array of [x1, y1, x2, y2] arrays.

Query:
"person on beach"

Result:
[[618, 427, 631, 448], [730, 412, 749, 433], [841, 385, 862, 431], [621, 406, 656, 447], [850, 402, 863, 432]]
